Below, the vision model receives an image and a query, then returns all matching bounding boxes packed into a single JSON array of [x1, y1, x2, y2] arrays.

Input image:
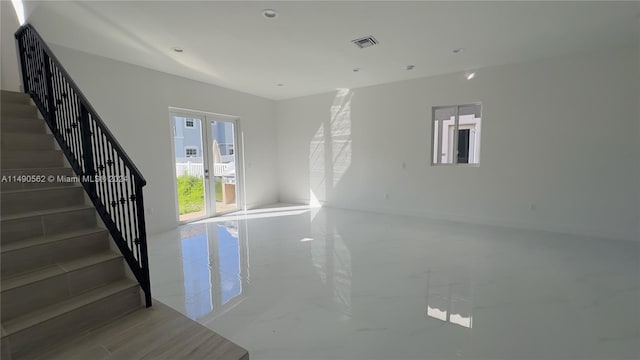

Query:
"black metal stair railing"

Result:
[[14, 24, 151, 307]]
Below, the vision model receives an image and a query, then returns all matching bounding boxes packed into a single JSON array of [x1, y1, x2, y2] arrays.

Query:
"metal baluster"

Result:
[[52, 67, 68, 147], [20, 34, 31, 95], [135, 178, 151, 307], [53, 65, 69, 158], [117, 158, 132, 251], [70, 91, 82, 171], [16, 35, 29, 94], [97, 127, 109, 212], [23, 33, 35, 100], [90, 117, 105, 207], [129, 170, 141, 262], [62, 78, 75, 160], [59, 70, 73, 151], [107, 144, 120, 230], [114, 155, 126, 245], [122, 167, 134, 254], [42, 52, 55, 130], [34, 39, 45, 109], [32, 33, 43, 107], [104, 138, 114, 219], [24, 32, 35, 99], [80, 104, 96, 195]]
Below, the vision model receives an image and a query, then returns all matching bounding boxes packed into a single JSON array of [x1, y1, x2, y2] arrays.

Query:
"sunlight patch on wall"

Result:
[[11, 0, 25, 25], [308, 88, 353, 205], [170, 52, 220, 78], [329, 88, 353, 187], [309, 122, 326, 202]]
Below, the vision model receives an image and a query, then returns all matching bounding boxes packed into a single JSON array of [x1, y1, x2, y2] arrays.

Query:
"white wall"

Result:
[[46, 44, 278, 234], [1, 1, 22, 91], [277, 46, 640, 241], [636, 14, 640, 240]]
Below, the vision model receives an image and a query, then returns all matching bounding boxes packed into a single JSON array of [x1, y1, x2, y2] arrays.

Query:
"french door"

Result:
[[204, 117, 239, 216], [171, 111, 240, 222]]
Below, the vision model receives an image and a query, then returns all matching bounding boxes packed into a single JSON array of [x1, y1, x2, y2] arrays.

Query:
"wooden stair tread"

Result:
[[1, 150, 61, 154], [0, 204, 94, 222], [0, 166, 70, 172], [1, 227, 107, 254], [1, 184, 82, 195], [1, 251, 121, 291]]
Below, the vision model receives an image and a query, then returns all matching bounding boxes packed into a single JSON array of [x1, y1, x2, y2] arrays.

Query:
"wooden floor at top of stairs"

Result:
[[21, 301, 250, 360]]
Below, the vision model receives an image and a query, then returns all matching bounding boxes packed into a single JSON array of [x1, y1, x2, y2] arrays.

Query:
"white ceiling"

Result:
[[24, 1, 640, 100]]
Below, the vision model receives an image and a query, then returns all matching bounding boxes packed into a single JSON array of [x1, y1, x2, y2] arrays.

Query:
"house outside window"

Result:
[[185, 147, 198, 157], [185, 118, 195, 128]]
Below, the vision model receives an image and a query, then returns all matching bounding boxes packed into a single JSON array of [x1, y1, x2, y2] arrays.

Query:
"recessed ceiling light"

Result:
[[453, 48, 464, 54], [465, 72, 476, 80], [406, 65, 415, 70], [172, 47, 183, 53], [352, 68, 360, 72], [262, 9, 278, 19], [277, 83, 284, 87]]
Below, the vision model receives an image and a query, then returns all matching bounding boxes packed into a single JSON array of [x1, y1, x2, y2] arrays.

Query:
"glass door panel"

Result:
[[172, 115, 208, 222], [208, 120, 238, 214]]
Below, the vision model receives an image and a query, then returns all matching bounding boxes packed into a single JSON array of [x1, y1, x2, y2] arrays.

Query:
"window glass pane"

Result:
[[433, 107, 456, 164], [457, 105, 481, 164], [433, 119, 439, 164], [211, 121, 237, 213], [173, 116, 206, 221]]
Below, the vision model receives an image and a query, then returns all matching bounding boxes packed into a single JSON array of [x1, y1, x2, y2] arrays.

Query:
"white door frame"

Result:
[[169, 108, 244, 224]]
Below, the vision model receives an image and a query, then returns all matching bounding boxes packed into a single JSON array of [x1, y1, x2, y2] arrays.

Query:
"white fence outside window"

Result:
[[176, 157, 233, 178], [176, 161, 205, 177]]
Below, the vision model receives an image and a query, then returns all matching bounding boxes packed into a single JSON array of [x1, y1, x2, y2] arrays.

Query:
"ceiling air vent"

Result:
[[351, 36, 378, 49]]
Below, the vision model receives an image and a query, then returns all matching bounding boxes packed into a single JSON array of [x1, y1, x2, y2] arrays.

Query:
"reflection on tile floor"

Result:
[[148, 205, 640, 360]]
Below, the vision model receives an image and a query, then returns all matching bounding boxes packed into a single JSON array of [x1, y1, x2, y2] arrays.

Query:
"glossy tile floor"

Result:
[[148, 205, 640, 360]]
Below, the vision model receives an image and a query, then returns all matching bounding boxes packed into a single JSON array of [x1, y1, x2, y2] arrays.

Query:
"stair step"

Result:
[[1, 228, 109, 277], [0, 167, 76, 191], [1, 251, 121, 291], [1, 227, 108, 254], [1, 103, 38, 118], [1, 132, 55, 151], [2, 279, 141, 360], [1, 205, 97, 244], [1, 91, 31, 105], [1, 186, 86, 216], [1, 251, 124, 321], [0, 204, 95, 221], [0, 117, 46, 133], [1, 150, 64, 169]]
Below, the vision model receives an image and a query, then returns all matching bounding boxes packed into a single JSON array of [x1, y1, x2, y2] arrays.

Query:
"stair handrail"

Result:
[[14, 24, 152, 307]]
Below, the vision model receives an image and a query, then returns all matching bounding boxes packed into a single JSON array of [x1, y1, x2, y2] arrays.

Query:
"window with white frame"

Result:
[[184, 118, 195, 128], [185, 147, 198, 157], [432, 104, 482, 165]]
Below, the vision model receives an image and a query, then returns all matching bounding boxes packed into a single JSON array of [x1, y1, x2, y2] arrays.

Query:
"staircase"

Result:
[[0, 91, 143, 360]]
